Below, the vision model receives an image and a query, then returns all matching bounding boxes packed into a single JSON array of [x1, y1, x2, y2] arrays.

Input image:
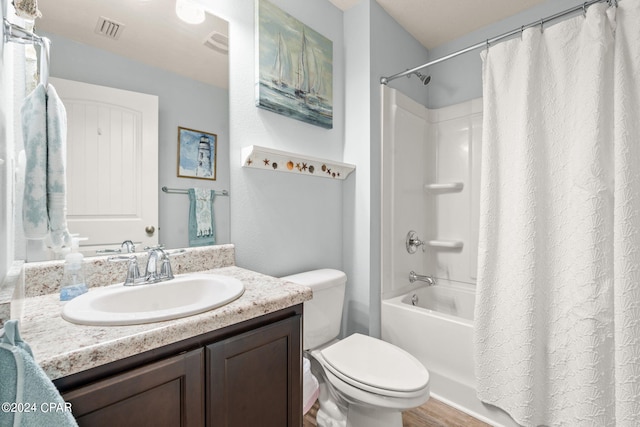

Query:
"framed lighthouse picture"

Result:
[[177, 126, 217, 181]]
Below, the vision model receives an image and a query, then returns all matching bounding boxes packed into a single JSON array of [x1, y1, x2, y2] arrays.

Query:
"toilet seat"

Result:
[[319, 334, 429, 399], [321, 364, 431, 411]]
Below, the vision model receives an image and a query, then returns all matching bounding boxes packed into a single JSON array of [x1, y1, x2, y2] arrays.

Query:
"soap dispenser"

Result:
[[60, 237, 89, 302]]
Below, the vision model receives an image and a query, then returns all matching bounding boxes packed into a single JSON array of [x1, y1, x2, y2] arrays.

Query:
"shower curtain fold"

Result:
[[612, 1, 640, 424], [474, 2, 640, 426]]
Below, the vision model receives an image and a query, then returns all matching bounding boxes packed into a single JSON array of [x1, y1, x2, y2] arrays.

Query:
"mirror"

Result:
[[23, 0, 230, 259]]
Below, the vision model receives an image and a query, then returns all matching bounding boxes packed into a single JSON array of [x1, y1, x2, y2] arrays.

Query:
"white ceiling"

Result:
[[36, 0, 550, 90], [37, 0, 229, 89], [330, 0, 549, 49]]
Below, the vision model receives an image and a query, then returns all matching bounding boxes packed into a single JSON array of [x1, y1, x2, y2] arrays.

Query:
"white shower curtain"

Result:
[[475, 2, 640, 426]]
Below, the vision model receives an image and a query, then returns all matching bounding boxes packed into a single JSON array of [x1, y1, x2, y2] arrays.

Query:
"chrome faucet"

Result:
[[409, 271, 435, 286], [108, 247, 177, 286], [144, 248, 174, 283], [96, 239, 136, 255], [120, 240, 135, 253]]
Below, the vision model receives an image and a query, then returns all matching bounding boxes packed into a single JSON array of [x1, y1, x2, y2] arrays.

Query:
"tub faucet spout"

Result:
[[409, 271, 435, 286]]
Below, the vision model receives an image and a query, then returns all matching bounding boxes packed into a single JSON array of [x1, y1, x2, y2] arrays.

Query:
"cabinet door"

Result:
[[63, 349, 204, 427], [51, 77, 159, 253], [207, 315, 302, 427]]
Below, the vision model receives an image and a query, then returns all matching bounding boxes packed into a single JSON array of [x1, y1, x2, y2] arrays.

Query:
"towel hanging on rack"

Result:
[[162, 186, 228, 196], [188, 188, 216, 247], [39, 37, 50, 88], [21, 83, 72, 249], [44, 84, 70, 248], [22, 84, 49, 240], [0, 320, 78, 427]]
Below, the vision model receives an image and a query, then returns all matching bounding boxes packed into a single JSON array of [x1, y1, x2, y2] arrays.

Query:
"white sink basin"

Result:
[[62, 274, 245, 326]]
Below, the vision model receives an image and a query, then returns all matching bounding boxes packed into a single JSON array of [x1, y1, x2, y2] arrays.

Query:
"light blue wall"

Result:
[[40, 31, 230, 249], [427, 0, 588, 109], [342, 0, 429, 337], [371, 2, 429, 108], [204, 0, 346, 278], [342, 0, 371, 336]]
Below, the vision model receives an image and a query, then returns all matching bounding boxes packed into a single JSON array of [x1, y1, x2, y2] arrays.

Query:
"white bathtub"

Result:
[[381, 284, 518, 427]]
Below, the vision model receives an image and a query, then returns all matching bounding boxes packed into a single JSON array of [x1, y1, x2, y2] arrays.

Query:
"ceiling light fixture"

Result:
[[175, 0, 205, 25]]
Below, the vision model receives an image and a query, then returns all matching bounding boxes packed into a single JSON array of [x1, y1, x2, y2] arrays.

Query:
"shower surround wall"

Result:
[[381, 86, 517, 425], [381, 86, 481, 299]]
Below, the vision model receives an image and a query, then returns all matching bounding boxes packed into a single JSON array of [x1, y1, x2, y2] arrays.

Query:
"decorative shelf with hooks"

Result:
[[241, 145, 355, 180]]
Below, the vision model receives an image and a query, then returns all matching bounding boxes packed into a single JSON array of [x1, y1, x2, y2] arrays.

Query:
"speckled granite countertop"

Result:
[[18, 266, 312, 380]]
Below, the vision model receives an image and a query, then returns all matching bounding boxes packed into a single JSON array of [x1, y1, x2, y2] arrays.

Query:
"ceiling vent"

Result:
[[94, 16, 125, 40], [203, 31, 228, 54]]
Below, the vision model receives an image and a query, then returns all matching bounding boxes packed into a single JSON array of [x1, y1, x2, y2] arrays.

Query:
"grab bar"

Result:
[[409, 271, 435, 286]]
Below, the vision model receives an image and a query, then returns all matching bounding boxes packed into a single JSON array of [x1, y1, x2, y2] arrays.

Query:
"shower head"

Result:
[[407, 70, 431, 86], [414, 71, 431, 86]]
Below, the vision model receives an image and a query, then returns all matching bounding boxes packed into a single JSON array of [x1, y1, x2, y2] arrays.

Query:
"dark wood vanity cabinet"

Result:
[[62, 349, 204, 427], [207, 315, 301, 427], [55, 306, 302, 427]]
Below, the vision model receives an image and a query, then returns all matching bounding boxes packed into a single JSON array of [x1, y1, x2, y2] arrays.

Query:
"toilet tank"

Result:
[[281, 269, 347, 350]]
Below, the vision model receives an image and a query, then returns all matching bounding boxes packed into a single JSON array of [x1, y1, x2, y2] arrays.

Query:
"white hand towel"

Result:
[[45, 84, 71, 249], [194, 188, 213, 237], [21, 84, 48, 239], [21, 83, 71, 248]]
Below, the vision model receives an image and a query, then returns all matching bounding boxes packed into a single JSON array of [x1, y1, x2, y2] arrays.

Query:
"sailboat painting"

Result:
[[256, 0, 333, 129]]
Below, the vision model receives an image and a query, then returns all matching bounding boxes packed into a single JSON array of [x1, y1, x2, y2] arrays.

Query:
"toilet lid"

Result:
[[320, 333, 429, 393]]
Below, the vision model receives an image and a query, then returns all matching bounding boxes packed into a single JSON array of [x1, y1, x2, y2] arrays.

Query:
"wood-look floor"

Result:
[[303, 397, 491, 427]]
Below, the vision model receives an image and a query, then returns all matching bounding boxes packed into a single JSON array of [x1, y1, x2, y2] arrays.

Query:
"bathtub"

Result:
[[381, 284, 518, 427]]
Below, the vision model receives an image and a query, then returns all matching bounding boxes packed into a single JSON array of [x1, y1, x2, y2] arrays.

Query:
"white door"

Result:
[[51, 77, 159, 254]]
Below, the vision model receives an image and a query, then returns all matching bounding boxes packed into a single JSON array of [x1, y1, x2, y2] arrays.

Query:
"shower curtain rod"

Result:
[[380, 0, 615, 85]]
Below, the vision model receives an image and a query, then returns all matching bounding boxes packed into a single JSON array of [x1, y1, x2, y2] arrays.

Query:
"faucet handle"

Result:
[[96, 240, 137, 255], [155, 249, 185, 281], [108, 254, 137, 261], [160, 257, 174, 280], [96, 248, 122, 254], [108, 254, 141, 285], [406, 230, 426, 254], [143, 244, 165, 251]]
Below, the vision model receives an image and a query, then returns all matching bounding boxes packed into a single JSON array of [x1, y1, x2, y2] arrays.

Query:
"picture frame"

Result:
[[255, 0, 333, 129], [177, 126, 217, 181]]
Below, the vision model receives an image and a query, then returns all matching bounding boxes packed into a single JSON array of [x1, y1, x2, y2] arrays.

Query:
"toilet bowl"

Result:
[[282, 269, 430, 427]]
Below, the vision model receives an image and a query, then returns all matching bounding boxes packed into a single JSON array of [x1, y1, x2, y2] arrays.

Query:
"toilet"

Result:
[[282, 269, 430, 427]]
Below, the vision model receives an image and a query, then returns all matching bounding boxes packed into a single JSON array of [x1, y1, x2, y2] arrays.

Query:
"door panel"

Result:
[[51, 77, 158, 253], [206, 315, 302, 427], [63, 349, 204, 427]]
